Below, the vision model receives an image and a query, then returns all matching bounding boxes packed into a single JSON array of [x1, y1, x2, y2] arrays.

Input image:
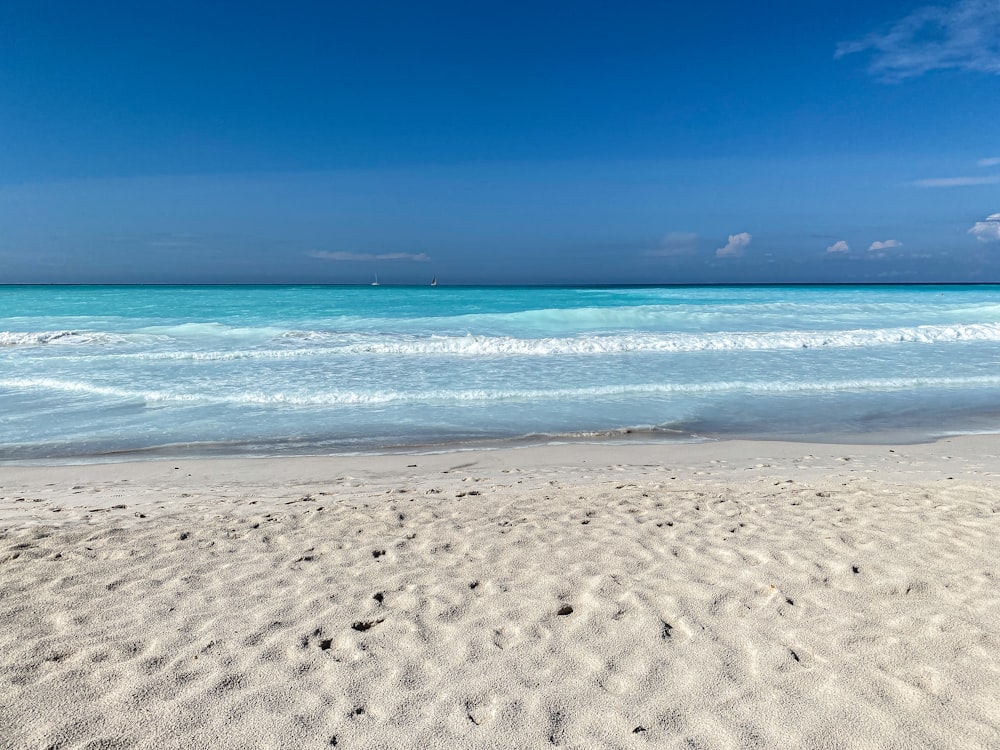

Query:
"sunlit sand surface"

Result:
[[2, 439, 999, 748]]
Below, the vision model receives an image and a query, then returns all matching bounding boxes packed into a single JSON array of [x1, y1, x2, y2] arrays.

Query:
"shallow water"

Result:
[[3, 284, 999, 460]]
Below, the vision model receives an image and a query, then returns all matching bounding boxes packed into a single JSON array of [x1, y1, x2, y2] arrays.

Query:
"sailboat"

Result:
[[431, 276, 437, 286], [371, 273, 379, 286]]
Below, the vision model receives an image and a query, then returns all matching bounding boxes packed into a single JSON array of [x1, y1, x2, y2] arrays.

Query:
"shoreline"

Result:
[[5, 421, 997, 468], [3, 436, 999, 747], [5, 435, 1000, 531], [5, 431, 1000, 497]]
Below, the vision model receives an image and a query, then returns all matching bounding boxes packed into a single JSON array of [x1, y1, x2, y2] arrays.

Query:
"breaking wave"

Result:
[[0, 330, 127, 347], [5, 374, 999, 407], [61, 322, 1000, 361]]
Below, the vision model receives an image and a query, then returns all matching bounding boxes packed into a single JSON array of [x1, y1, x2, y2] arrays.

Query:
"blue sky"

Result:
[[1, 0, 999, 284]]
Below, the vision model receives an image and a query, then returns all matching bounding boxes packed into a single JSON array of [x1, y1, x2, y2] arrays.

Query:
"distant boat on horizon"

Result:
[[431, 276, 437, 286], [372, 273, 379, 286]]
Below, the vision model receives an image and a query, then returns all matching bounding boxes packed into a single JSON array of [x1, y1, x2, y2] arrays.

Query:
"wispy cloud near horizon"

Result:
[[911, 175, 1000, 187], [308, 250, 431, 262], [869, 239, 903, 251], [646, 232, 699, 257], [837, 0, 1000, 81], [826, 240, 850, 254]]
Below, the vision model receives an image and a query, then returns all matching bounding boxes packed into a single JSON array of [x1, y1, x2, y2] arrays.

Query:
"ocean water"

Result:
[[2, 284, 1000, 461]]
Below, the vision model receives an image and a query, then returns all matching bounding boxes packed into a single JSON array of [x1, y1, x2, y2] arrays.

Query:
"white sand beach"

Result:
[[2, 438, 999, 749]]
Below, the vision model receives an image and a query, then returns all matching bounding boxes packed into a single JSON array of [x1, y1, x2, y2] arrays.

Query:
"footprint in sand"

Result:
[[464, 695, 499, 726], [351, 618, 385, 632]]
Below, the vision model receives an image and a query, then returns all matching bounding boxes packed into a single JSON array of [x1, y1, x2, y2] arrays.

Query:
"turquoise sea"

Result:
[[2, 284, 999, 461]]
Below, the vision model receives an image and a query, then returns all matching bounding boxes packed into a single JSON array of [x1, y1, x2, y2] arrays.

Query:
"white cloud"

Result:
[[969, 213, 1000, 242], [308, 250, 430, 262], [836, 0, 1000, 81], [716, 232, 752, 258], [869, 239, 902, 250], [826, 240, 850, 254], [978, 156, 1000, 167], [912, 175, 1000, 187], [647, 232, 698, 256]]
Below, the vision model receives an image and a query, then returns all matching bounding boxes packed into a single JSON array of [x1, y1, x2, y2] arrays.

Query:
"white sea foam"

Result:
[[0, 330, 126, 347], [37, 321, 1000, 362], [0, 378, 201, 403], [335, 323, 1000, 356], [5, 374, 999, 408]]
